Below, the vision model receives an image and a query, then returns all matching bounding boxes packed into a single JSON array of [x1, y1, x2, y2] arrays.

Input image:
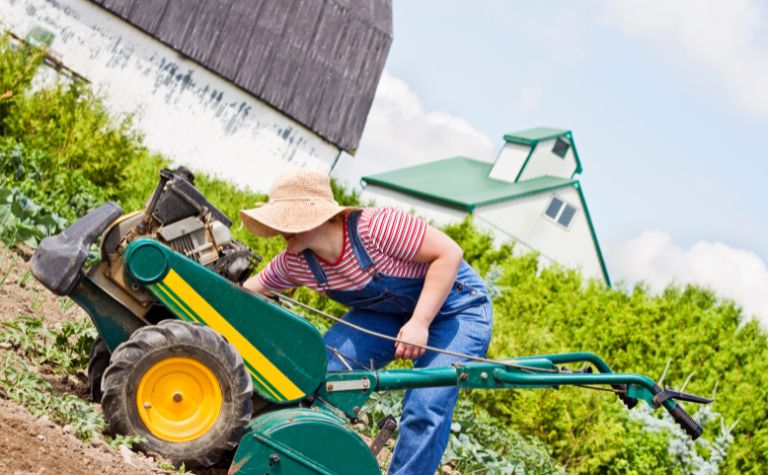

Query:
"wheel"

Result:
[[87, 337, 110, 402], [101, 320, 253, 467]]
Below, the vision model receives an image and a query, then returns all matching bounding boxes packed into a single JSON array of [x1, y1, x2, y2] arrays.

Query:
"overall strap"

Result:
[[302, 249, 330, 291], [346, 210, 378, 278]]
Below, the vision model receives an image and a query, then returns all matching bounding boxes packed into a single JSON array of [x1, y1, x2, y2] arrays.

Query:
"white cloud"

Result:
[[332, 71, 495, 186], [599, 0, 768, 115], [516, 83, 543, 111], [608, 231, 768, 324]]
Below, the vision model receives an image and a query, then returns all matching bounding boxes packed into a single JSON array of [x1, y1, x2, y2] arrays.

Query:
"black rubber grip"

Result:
[[617, 392, 639, 410], [612, 384, 638, 409], [668, 404, 703, 440]]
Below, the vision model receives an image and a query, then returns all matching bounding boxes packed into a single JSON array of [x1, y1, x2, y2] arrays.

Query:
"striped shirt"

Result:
[[256, 208, 429, 293]]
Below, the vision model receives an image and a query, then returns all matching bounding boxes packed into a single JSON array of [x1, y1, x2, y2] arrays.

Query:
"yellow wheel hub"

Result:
[[136, 357, 223, 442]]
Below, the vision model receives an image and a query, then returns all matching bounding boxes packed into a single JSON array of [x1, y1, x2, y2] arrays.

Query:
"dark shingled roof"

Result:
[[91, 0, 393, 152]]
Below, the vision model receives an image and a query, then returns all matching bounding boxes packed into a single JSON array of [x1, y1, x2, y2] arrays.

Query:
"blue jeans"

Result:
[[324, 301, 493, 475]]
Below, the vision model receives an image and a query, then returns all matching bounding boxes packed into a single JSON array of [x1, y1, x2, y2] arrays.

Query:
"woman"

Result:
[[241, 168, 492, 475]]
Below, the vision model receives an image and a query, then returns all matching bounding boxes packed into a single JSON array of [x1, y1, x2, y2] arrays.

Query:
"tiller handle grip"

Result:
[[667, 404, 704, 440], [652, 386, 712, 440]]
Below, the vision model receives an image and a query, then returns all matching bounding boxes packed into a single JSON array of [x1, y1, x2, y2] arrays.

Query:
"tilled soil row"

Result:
[[0, 244, 165, 474]]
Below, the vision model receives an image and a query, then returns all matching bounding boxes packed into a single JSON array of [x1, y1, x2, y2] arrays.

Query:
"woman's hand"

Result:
[[395, 319, 429, 361], [393, 224, 463, 361]]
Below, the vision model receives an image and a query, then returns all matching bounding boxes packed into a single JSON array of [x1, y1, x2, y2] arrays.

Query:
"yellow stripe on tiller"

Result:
[[162, 269, 305, 401]]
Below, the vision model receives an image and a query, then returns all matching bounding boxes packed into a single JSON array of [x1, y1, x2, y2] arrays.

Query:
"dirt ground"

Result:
[[0, 243, 82, 326], [0, 244, 167, 475], [0, 398, 163, 475]]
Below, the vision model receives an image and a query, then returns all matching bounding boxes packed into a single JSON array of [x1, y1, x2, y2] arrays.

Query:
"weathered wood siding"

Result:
[[2, 0, 348, 192], [91, 0, 393, 152]]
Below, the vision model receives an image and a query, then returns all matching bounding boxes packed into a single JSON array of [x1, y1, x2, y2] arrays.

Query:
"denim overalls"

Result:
[[303, 211, 493, 475]]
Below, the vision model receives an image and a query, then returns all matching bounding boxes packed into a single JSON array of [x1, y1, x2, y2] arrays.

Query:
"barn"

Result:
[[361, 128, 610, 284], [0, 0, 392, 191]]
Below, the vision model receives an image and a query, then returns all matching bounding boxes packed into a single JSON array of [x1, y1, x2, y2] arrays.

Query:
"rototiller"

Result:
[[30, 169, 711, 474]]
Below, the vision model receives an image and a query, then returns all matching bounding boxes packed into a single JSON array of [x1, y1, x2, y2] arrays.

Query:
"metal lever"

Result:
[[370, 415, 397, 457], [653, 387, 714, 406]]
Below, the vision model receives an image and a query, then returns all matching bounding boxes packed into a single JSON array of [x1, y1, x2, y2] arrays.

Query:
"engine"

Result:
[[96, 168, 260, 320]]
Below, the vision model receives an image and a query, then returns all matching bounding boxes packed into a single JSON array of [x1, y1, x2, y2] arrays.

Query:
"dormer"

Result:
[[488, 127, 582, 183]]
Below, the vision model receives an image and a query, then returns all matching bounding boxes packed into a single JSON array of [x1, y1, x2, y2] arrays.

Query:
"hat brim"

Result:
[[240, 201, 348, 237]]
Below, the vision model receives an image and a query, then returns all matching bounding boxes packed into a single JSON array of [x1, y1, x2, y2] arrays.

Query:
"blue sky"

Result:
[[334, 0, 768, 321]]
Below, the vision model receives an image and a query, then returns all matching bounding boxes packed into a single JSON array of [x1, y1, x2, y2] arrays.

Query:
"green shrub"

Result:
[[0, 35, 44, 127], [1, 80, 148, 193], [0, 140, 110, 220]]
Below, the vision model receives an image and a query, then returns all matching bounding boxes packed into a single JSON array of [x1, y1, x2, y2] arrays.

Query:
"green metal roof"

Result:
[[503, 127, 570, 145], [362, 155, 610, 285], [503, 127, 583, 176], [361, 157, 577, 212]]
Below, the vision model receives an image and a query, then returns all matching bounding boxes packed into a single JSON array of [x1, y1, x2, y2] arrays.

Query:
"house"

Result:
[[1, 0, 392, 191], [360, 128, 610, 284]]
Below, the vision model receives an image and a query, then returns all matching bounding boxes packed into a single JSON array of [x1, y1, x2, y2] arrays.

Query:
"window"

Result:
[[545, 197, 563, 219], [544, 197, 578, 229], [557, 204, 576, 227], [552, 137, 570, 158]]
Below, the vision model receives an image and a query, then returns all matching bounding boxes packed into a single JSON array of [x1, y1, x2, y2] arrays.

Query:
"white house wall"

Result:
[[474, 187, 604, 282], [518, 138, 577, 181], [0, 0, 339, 192], [360, 185, 466, 226], [488, 142, 530, 183]]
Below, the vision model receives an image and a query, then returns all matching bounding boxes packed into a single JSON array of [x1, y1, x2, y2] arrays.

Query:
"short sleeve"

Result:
[[366, 208, 427, 262], [255, 252, 297, 292]]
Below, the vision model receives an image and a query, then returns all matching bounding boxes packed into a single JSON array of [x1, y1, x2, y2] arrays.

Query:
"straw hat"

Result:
[[240, 167, 347, 237]]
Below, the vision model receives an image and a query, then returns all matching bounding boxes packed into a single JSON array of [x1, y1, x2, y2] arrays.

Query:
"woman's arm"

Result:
[[242, 253, 294, 296], [243, 274, 271, 295], [395, 225, 463, 360]]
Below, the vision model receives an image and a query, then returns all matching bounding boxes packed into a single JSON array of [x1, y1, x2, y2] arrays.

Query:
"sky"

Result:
[[332, 0, 768, 323]]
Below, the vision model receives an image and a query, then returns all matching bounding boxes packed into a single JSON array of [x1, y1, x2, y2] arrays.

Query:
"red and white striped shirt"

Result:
[[256, 208, 429, 293]]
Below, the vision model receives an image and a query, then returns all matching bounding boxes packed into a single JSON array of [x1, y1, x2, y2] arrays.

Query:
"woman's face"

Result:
[[279, 218, 341, 255], [280, 230, 315, 254]]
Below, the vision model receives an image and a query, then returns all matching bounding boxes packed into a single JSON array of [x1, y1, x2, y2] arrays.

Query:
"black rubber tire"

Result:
[[101, 320, 253, 468], [87, 337, 111, 402]]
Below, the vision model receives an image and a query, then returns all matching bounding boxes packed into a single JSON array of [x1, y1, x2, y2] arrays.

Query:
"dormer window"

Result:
[[544, 197, 577, 228], [552, 138, 569, 158]]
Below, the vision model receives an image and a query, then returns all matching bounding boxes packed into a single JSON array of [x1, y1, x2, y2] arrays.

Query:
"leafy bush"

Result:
[[0, 184, 69, 248], [0, 34, 44, 127], [0, 140, 110, 221], [448, 218, 766, 474], [1, 80, 148, 193]]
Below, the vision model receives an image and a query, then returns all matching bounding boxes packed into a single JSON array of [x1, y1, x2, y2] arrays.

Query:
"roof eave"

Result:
[[473, 179, 577, 208], [572, 181, 611, 286], [361, 178, 474, 212], [503, 129, 570, 147]]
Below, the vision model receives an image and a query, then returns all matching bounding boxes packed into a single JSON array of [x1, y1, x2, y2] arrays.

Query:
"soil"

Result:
[[0, 398, 162, 475], [0, 243, 82, 326], [0, 243, 167, 475]]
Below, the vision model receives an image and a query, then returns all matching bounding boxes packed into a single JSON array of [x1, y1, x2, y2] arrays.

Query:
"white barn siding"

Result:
[[488, 143, 530, 183], [360, 185, 466, 226], [474, 187, 604, 281], [1, 0, 339, 192], [518, 138, 577, 181]]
